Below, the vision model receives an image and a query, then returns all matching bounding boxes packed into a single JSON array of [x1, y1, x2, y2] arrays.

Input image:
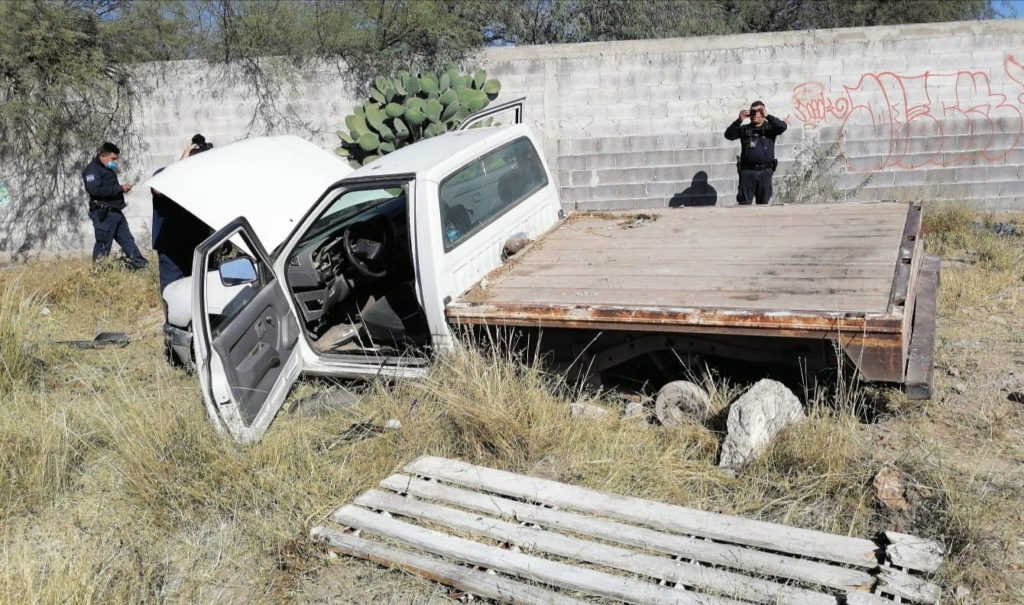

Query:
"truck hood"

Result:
[[145, 135, 352, 252]]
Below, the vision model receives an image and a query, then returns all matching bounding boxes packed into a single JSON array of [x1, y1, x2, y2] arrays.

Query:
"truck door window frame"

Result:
[[438, 136, 548, 252]]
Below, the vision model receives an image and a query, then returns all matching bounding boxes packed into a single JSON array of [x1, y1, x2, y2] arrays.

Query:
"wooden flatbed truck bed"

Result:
[[447, 202, 940, 398]]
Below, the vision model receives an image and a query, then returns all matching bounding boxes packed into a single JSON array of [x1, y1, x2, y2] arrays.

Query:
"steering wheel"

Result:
[[342, 220, 390, 279]]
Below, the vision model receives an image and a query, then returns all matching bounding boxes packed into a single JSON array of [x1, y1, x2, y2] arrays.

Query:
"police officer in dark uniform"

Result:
[[724, 101, 788, 205], [81, 142, 148, 268]]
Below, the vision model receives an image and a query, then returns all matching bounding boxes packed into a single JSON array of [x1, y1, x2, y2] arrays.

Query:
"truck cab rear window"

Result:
[[439, 137, 548, 250]]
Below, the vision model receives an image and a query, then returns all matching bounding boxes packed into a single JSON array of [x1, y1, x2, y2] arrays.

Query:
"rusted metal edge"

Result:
[[887, 203, 923, 314], [447, 301, 904, 336], [905, 256, 941, 399]]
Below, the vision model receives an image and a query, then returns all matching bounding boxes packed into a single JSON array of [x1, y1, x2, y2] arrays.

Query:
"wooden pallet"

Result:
[[312, 456, 944, 604]]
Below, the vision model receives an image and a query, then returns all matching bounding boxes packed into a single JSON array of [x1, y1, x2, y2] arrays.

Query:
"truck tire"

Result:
[[655, 380, 711, 427]]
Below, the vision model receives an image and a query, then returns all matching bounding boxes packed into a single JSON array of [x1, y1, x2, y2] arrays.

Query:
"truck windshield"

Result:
[[291, 185, 408, 253]]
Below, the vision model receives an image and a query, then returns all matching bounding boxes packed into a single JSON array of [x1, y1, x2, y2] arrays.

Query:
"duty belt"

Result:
[[741, 162, 773, 171]]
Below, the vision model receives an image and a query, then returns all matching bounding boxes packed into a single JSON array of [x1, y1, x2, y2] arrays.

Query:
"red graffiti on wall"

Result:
[[791, 55, 1024, 172]]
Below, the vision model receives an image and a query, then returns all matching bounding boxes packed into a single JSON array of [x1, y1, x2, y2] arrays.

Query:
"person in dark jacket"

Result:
[[724, 101, 788, 205], [81, 142, 148, 267], [151, 134, 214, 291]]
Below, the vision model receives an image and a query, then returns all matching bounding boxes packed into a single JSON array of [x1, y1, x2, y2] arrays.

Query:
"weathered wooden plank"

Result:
[[905, 256, 940, 400], [569, 203, 909, 225], [540, 221, 904, 237], [330, 505, 748, 605], [403, 456, 881, 569], [518, 251, 899, 272], [379, 474, 875, 592], [484, 278, 893, 300], [489, 273, 893, 291], [579, 204, 910, 219], [844, 593, 895, 605], [507, 261, 896, 280], [538, 216, 906, 241], [517, 250, 898, 271], [877, 565, 943, 604], [310, 526, 590, 605], [473, 287, 891, 314], [516, 258, 899, 268], [530, 240, 903, 254], [355, 489, 837, 605], [884, 531, 944, 573]]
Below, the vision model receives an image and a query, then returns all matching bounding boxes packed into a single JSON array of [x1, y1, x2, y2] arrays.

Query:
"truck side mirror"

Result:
[[219, 257, 258, 286]]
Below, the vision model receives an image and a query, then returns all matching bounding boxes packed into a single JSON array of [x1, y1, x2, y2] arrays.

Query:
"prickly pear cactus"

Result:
[[335, 64, 502, 167]]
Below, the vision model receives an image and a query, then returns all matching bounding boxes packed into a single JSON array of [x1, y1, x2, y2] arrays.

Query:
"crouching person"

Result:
[[152, 134, 214, 291]]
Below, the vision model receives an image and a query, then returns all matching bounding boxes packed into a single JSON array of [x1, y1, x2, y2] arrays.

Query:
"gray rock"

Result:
[[624, 400, 648, 419], [952, 383, 967, 395], [570, 402, 608, 419], [719, 379, 805, 471]]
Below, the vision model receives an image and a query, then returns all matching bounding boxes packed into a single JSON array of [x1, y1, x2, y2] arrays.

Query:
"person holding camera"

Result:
[[152, 134, 214, 290], [81, 141, 149, 268], [179, 133, 214, 159], [724, 101, 787, 205]]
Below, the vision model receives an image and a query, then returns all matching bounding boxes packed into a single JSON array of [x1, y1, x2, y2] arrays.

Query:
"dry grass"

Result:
[[923, 203, 1023, 313], [0, 281, 38, 393], [2, 209, 1023, 604]]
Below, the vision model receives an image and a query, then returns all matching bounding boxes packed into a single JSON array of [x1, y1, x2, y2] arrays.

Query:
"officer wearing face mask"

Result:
[[724, 101, 788, 205], [81, 141, 148, 268]]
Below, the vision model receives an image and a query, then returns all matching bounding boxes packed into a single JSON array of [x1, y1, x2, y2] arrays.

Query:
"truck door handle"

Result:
[[254, 316, 274, 338]]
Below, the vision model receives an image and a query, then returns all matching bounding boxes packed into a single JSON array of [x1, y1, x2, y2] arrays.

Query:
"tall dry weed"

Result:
[[0, 281, 38, 393]]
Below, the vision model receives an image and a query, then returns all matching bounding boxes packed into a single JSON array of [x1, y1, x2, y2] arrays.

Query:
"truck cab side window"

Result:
[[439, 137, 548, 250]]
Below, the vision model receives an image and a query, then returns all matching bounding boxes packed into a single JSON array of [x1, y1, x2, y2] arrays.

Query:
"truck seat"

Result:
[[360, 282, 430, 348]]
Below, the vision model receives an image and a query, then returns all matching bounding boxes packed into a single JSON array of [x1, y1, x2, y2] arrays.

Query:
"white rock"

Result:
[[718, 379, 805, 471], [655, 380, 711, 427], [570, 402, 608, 418], [40, 306, 50, 316], [384, 418, 402, 430]]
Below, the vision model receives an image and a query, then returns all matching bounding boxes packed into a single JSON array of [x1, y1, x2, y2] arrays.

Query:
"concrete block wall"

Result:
[[525, 20, 1024, 211], [3, 20, 1023, 253]]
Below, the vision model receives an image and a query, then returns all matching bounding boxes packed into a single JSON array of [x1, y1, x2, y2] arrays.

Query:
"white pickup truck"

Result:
[[150, 108, 938, 443]]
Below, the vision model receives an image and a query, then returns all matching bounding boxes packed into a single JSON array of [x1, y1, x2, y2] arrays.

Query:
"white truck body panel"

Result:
[[183, 124, 561, 440], [145, 135, 353, 253]]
